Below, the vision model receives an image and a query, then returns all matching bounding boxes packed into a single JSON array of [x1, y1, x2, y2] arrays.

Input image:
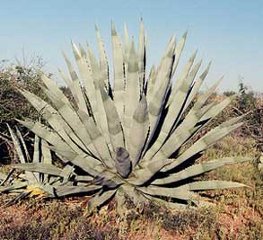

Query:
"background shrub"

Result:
[[0, 57, 46, 163]]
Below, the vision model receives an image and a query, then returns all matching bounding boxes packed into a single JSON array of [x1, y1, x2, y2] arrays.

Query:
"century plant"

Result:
[[6, 22, 251, 213], [0, 126, 75, 205]]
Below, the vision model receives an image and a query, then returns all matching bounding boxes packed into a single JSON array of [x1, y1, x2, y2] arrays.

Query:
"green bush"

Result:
[[0, 58, 46, 163]]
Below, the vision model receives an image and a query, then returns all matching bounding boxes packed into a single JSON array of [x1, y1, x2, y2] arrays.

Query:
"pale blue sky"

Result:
[[0, 0, 262, 91]]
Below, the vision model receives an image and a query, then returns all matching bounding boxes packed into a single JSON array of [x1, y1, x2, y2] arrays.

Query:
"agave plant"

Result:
[[0, 126, 78, 205], [12, 22, 250, 214]]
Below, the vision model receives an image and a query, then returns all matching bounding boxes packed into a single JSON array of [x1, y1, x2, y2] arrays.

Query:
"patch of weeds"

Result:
[[216, 219, 263, 240], [239, 219, 263, 240], [162, 207, 218, 234], [126, 210, 140, 227], [66, 218, 120, 240], [125, 195, 137, 210], [204, 136, 258, 160], [0, 199, 120, 240], [0, 222, 52, 240], [142, 201, 162, 220]]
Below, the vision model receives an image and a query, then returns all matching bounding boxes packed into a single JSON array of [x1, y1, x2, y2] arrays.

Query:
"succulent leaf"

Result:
[[152, 157, 251, 185]]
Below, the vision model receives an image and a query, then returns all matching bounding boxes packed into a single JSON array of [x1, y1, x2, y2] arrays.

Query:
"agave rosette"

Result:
[[13, 22, 250, 213], [0, 126, 76, 205]]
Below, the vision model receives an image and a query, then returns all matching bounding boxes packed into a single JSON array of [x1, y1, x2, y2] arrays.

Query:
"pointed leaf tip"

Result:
[[193, 49, 198, 58], [71, 40, 78, 49], [71, 41, 81, 58], [62, 51, 69, 62], [183, 31, 188, 39], [167, 36, 176, 56], [206, 61, 212, 72], [95, 24, 99, 32], [139, 18, 145, 29], [124, 23, 129, 36], [111, 21, 117, 35]]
